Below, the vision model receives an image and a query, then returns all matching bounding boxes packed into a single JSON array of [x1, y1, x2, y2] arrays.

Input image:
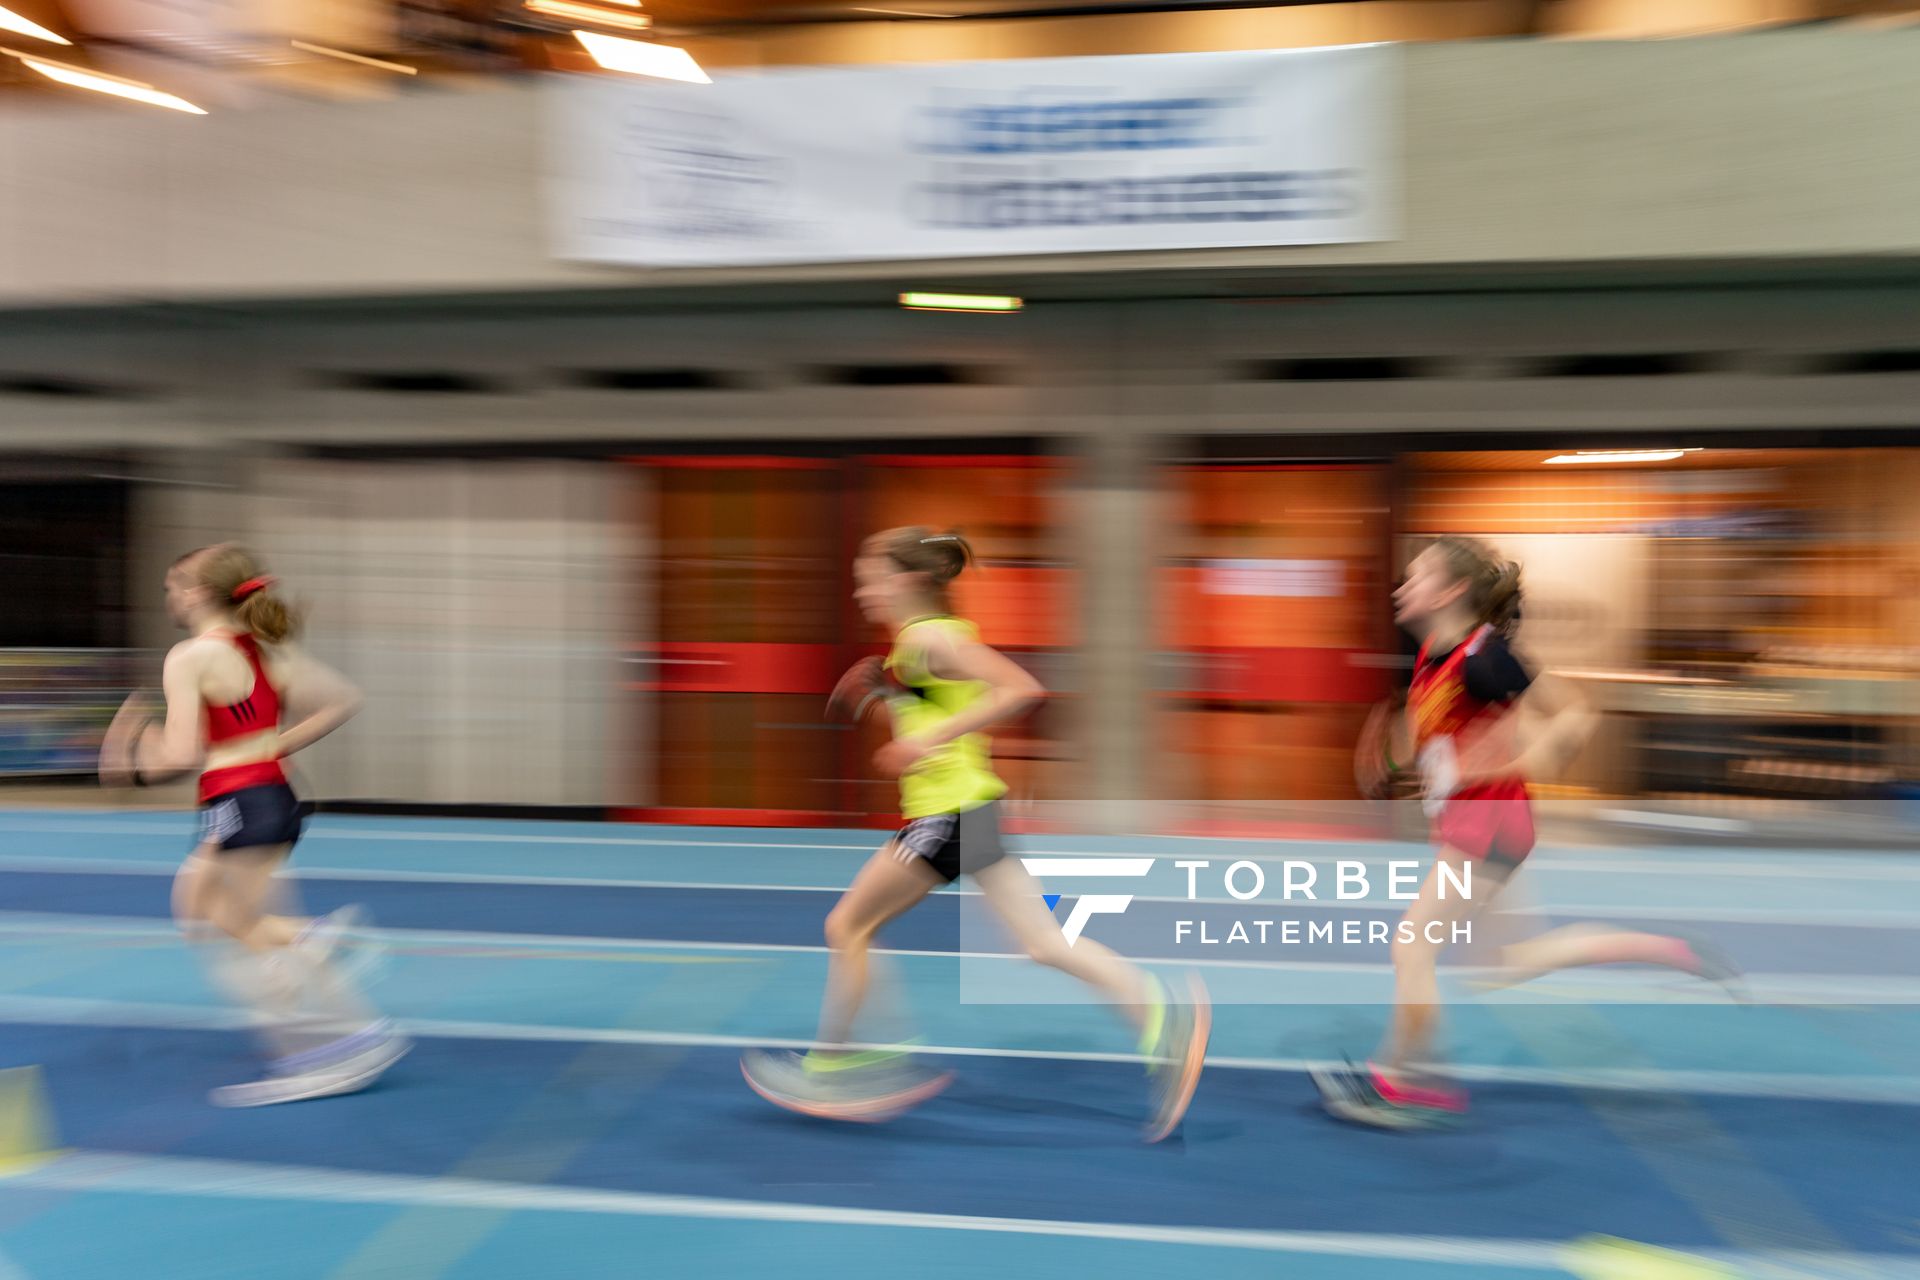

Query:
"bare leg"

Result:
[[1462, 859, 1711, 990], [172, 847, 221, 943], [198, 846, 305, 951], [194, 844, 378, 1057], [974, 856, 1207, 1142], [1378, 850, 1481, 1075], [816, 845, 941, 1048], [1489, 924, 1703, 988], [971, 857, 1153, 1035]]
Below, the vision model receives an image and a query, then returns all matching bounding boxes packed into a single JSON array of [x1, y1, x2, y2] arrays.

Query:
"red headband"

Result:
[[230, 576, 276, 603]]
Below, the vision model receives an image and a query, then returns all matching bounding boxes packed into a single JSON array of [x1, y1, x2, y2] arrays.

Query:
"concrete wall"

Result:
[[7, 284, 1920, 455]]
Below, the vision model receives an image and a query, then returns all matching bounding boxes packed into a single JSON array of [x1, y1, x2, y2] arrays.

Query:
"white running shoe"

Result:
[[211, 1026, 410, 1108]]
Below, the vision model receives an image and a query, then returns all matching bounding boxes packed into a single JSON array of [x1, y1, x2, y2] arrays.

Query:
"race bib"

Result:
[[1418, 737, 1459, 819]]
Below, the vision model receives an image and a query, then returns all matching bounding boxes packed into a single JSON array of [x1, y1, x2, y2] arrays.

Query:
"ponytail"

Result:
[[1434, 535, 1524, 640], [234, 587, 299, 646], [181, 544, 305, 645]]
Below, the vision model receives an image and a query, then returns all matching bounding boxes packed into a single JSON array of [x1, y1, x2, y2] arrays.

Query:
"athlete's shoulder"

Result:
[[1462, 630, 1533, 704], [166, 633, 221, 668], [898, 615, 979, 647], [903, 613, 974, 632], [161, 635, 223, 699]]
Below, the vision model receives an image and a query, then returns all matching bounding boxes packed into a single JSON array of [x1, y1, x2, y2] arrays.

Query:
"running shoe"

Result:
[[211, 1022, 410, 1108], [740, 1048, 952, 1123], [1314, 1058, 1466, 1131], [1143, 973, 1211, 1143]]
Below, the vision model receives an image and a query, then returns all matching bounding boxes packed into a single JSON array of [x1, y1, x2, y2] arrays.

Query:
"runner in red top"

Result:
[[101, 543, 406, 1107], [1316, 536, 1742, 1129], [1410, 618, 1538, 871]]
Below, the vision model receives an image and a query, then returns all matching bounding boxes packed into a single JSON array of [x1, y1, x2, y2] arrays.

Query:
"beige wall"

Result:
[[128, 458, 638, 805], [2, 31, 1919, 306]]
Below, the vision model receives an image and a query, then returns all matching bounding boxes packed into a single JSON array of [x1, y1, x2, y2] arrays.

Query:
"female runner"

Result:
[[743, 528, 1209, 1142], [1320, 536, 1740, 1128], [102, 544, 404, 1106]]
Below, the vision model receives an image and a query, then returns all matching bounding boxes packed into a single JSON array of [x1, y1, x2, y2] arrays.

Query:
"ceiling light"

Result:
[[533, 0, 651, 28], [573, 30, 706, 81], [19, 57, 205, 113], [1544, 449, 1702, 465], [900, 292, 1023, 313], [0, 5, 68, 44]]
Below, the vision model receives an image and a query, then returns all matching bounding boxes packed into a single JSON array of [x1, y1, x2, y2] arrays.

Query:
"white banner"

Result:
[[547, 46, 1398, 267]]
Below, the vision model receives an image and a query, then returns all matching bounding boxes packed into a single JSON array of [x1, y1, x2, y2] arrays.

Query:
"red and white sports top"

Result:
[[1408, 623, 1532, 806], [199, 631, 286, 803]]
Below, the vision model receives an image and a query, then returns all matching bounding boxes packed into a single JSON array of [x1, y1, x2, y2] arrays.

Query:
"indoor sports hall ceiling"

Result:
[[1, 0, 1917, 115]]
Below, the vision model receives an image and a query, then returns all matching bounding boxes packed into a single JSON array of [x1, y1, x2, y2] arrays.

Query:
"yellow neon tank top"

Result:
[[885, 616, 1009, 819]]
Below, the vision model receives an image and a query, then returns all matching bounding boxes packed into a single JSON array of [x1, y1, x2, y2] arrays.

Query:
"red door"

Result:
[[619, 457, 850, 825], [1159, 464, 1392, 837]]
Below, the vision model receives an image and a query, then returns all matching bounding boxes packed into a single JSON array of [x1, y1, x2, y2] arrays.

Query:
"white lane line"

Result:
[[0, 1150, 1561, 1268], [1, 858, 1912, 928], [23, 1152, 1920, 1276], [2, 994, 1916, 1104], [0, 857, 866, 894], [0, 912, 1394, 974], [0, 822, 876, 852], [7, 819, 1920, 880], [7, 913, 1920, 1002]]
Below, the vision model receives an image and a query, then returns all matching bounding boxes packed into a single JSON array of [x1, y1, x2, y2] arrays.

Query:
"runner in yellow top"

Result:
[[742, 527, 1209, 1142], [885, 611, 1007, 821]]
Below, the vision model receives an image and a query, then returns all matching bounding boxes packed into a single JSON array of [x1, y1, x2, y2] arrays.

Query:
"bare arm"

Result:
[[1390, 701, 1414, 773], [873, 632, 1044, 778], [914, 632, 1044, 747], [1458, 671, 1594, 787], [1513, 672, 1596, 779], [272, 646, 364, 759], [100, 691, 158, 788], [135, 646, 210, 783]]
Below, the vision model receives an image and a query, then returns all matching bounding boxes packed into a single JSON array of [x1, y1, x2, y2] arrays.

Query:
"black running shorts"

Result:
[[198, 783, 309, 853], [892, 800, 1008, 884]]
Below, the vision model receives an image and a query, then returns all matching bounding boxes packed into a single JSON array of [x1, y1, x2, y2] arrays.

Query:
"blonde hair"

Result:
[[863, 527, 974, 614], [1432, 535, 1523, 639], [180, 544, 302, 646]]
